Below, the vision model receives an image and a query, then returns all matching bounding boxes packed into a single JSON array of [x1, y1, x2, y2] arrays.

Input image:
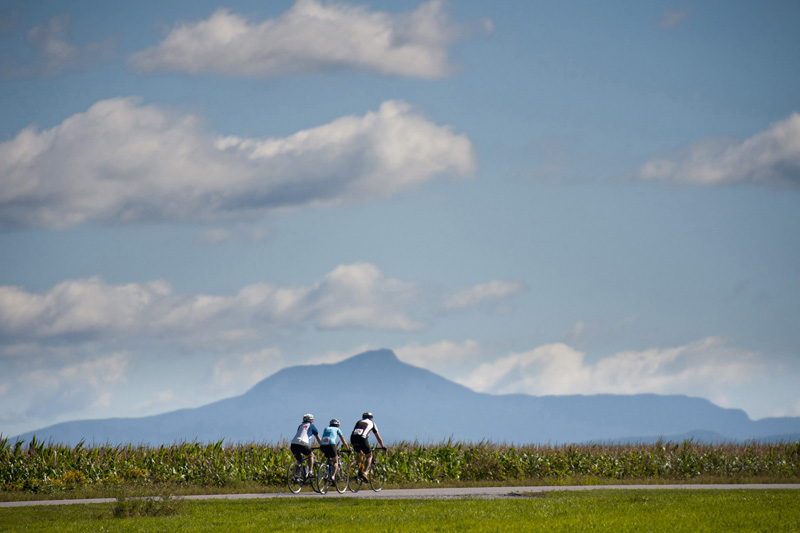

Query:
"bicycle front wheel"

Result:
[[310, 463, 322, 493], [347, 461, 362, 493], [287, 463, 303, 494], [317, 463, 331, 495], [369, 462, 386, 492], [334, 461, 349, 493]]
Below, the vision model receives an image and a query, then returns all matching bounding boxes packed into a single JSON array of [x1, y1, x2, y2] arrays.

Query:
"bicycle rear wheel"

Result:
[[334, 461, 349, 493], [286, 463, 303, 494], [347, 461, 362, 493], [369, 462, 386, 492]]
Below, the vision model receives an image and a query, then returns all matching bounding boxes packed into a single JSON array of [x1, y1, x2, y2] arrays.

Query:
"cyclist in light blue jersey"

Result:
[[320, 418, 350, 479]]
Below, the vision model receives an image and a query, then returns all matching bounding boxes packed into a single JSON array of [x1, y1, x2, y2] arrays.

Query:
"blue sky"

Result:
[[1, 0, 799, 438]]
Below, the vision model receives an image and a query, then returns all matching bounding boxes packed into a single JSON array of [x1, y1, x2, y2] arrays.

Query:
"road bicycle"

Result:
[[316, 449, 350, 494], [286, 448, 321, 494], [348, 446, 386, 492]]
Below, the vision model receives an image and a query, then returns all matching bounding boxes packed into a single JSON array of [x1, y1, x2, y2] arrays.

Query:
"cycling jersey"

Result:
[[321, 426, 344, 446], [351, 418, 378, 439], [291, 422, 319, 446]]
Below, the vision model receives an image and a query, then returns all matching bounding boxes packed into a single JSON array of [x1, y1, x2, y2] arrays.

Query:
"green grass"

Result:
[[1, 490, 798, 532]]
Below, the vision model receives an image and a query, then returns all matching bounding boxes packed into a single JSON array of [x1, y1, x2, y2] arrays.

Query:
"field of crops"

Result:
[[2, 437, 799, 494]]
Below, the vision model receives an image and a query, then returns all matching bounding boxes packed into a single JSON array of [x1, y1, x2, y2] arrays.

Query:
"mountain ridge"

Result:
[[10, 349, 800, 446]]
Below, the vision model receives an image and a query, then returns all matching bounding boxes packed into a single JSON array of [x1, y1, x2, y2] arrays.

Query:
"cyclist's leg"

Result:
[[363, 450, 373, 475], [290, 443, 307, 474]]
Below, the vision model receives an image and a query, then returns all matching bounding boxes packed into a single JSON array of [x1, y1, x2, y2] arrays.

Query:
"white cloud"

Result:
[[395, 339, 481, 374], [1, 14, 116, 79], [129, 0, 469, 78], [0, 268, 528, 347], [0, 264, 429, 346], [457, 338, 768, 407], [0, 278, 171, 338], [0, 97, 475, 229], [637, 113, 800, 188], [210, 347, 284, 393], [441, 280, 525, 311]]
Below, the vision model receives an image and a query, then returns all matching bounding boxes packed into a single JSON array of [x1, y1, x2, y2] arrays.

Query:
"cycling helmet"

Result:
[[303, 413, 314, 423], [362, 412, 373, 420], [329, 419, 340, 427]]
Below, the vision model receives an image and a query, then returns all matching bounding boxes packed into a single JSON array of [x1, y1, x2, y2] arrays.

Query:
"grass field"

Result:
[[1, 490, 798, 532]]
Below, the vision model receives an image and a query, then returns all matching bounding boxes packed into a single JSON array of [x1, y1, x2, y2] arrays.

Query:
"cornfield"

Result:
[[2, 436, 799, 494]]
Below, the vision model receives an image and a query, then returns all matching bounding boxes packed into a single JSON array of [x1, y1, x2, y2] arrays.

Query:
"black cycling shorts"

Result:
[[290, 443, 312, 462], [350, 436, 371, 455], [320, 443, 338, 459]]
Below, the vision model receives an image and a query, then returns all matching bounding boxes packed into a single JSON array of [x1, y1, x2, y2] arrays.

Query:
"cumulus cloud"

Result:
[[1, 13, 116, 79], [441, 280, 525, 311], [0, 266, 525, 351], [457, 338, 767, 406], [129, 0, 470, 78], [0, 97, 475, 229], [0, 278, 171, 339], [1, 264, 524, 347], [395, 339, 482, 375], [637, 113, 800, 188]]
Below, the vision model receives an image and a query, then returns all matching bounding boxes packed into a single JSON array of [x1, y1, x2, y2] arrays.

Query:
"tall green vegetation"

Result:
[[2, 436, 799, 495]]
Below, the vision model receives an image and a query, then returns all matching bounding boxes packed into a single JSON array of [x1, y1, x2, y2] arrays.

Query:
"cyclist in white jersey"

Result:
[[350, 412, 384, 481], [290, 413, 321, 477]]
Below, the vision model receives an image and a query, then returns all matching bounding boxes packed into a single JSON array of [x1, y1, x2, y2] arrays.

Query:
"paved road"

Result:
[[2, 484, 799, 507]]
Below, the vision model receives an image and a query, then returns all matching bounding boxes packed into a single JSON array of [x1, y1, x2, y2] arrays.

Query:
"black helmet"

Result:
[[362, 412, 373, 419], [329, 419, 340, 427]]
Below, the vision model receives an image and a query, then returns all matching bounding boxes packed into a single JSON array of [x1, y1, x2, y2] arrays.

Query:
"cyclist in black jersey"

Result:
[[350, 411, 384, 481]]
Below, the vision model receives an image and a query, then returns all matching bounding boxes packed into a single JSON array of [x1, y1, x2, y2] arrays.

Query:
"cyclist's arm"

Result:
[[373, 428, 385, 448]]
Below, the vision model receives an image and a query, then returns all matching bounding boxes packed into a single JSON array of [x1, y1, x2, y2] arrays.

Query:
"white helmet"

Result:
[[303, 413, 314, 422]]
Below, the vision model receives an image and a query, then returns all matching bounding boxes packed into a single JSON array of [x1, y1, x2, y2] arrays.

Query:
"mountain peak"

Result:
[[348, 348, 398, 363]]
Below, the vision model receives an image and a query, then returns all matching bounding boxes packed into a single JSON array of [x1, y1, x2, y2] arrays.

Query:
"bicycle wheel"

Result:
[[317, 463, 331, 495], [333, 461, 349, 493], [287, 463, 303, 494], [347, 461, 362, 493], [309, 463, 321, 493], [369, 461, 386, 492]]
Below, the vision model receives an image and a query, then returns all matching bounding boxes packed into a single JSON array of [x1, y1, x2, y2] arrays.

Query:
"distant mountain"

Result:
[[11, 349, 800, 446]]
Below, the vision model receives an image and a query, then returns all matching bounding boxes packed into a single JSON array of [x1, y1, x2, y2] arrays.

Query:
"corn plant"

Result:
[[2, 436, 799, 494]]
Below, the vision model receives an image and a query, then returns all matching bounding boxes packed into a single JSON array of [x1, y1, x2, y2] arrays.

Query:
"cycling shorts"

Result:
[[290, 443, 312, 462], [350, 435, 371, 455], [320, 443, 338, 459]]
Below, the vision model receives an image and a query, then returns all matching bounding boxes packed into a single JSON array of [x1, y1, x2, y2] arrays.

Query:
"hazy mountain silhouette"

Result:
[[11, 349, 800, 445]]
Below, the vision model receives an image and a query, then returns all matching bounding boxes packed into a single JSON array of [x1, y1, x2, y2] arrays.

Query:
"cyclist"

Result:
[[350, 411, 384, 481], [320, 418, 349, 480], [290, 413, 321, 478]]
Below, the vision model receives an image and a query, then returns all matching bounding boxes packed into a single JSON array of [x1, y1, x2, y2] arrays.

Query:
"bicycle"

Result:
[[347, 446, 386, 492], [316, 449, 350, 494], [286, 448, 321, 494]]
